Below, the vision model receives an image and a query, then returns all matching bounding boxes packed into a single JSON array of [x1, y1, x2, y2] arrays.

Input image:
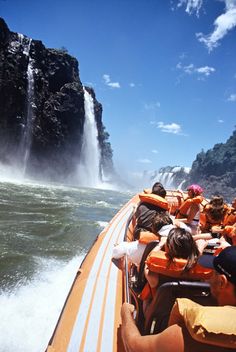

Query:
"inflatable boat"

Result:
[[45, 190, 186, 352], [45, 194, 140, 352]]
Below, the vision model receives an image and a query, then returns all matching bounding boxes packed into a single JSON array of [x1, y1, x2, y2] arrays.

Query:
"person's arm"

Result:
[[121, 303, 185, 352], [151, 236, 166, 251], [174, 217, 188, 224], [193, 233, 212, 241], [211, 225, 224, 234], [185, 203, 199, 223], [195, 239, 209, 255]]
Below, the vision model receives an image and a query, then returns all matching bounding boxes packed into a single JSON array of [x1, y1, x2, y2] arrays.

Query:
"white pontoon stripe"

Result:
[[67, 202, 134, 352], [67, 204, 132, 350], [99, 260, 121, 351], [81, 205, 132, 351], [100, 204, 135, 350]]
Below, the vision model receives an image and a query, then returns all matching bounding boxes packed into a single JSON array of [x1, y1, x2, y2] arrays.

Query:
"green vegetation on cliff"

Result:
[[187, 129, 236, 202]]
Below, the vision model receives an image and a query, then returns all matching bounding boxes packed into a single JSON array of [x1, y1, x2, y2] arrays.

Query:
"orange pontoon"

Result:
[[46, 191, 186, 352]]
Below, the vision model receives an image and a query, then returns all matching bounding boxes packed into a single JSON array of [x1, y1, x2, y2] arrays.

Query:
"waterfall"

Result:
[[20, 37, 35, 176], [151, 166, 190, 190], [77, 88, 101, 187]]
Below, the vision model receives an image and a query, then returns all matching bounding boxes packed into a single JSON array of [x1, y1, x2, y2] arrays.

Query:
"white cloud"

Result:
[[228, 93, 236, 101], [129, 82, 135, 87], [151, 149, 159, 154], [177, 1, 236, 51], [155, 121, 182, 134], [144, 101, 161, 110], [196, 0, 236, 51], [137, 158, 152, 164], [176, 0, 203, 16], [195, 66, 216, 76], [177, 62, 215, 77], [218, 119, 224, 123], [102, 74, 121, 88]]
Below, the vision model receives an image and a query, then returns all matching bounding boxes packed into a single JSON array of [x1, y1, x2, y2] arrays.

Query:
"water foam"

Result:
[[97, 221, 109, 229], [0, 255, 85, 352]]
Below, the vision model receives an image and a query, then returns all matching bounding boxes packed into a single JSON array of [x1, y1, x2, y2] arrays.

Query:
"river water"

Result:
[[0, 179, 131, 352]]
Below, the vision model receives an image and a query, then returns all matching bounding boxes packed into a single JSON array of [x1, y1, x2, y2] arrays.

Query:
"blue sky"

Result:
[[1, 0, 236, 180]]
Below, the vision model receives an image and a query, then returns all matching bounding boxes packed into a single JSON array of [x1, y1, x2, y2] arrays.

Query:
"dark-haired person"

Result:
[[201, 195, 229, 233], [134, 182, 168, 239], [112, 213, 174, 267], [141, 227, 209, 324], [144, 227, 203, 289], [121, 246, 236, 352]]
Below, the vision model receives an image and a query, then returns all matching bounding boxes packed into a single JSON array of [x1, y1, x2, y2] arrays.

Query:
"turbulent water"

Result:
[[0, 179, 131, 352]]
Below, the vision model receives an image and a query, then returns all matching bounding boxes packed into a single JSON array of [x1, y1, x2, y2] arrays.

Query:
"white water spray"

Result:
[[0, 256, 84, 352], [78, 88, 101, 187], [152, 166, 190, 189], [20, 37, 35, 176]]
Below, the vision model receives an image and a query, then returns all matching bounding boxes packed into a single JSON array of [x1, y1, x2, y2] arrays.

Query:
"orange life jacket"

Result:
[[138, 193, 169, 210], [138, 231, 159, 244], [222, 225, 236, 245], [175, 196, 203, 219], [146, 250, 212, 280], [139, 282, 157, 301], [142, 189, 185, 215], [201, 204, 229, 231], [223, 208, 236, 226]]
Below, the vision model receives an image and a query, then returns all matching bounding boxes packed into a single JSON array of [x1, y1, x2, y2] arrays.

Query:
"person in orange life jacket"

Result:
[[223, 197, 236, 226], [112, 212, 173, 267], [201, 195, 229, 233], [134, 182, 168, 239], [175, 184, 203, 235], [121, 246, 236, 352], [211, 222, 236, 246], [141, 228, 208, 316]]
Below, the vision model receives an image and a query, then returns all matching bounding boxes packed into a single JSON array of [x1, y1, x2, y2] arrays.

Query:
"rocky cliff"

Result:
[[144, 131, 235, 202], [0, 18, 114, 182], [185, 129, 236, 202]]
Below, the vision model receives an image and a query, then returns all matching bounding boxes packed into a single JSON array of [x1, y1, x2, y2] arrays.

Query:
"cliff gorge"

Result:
[[0, 18, 113, 183], [186, 129, 236, 201], [144, 130, 235, 202]]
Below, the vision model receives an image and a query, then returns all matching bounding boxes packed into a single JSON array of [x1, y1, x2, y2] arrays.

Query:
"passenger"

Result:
[[175, 184, 203, 235], [211, 222, 236, 246], [121, 246, 236, 352], [201, 195, 229, 233], [141, 228, 208, 311], [112, 213, 173, 267], [134, 182, 168, 239], [223, 196, 236, 226]]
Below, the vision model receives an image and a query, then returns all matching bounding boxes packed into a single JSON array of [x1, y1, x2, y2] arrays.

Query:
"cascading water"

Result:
[[19, 36, 35, 176], [77, 88, 101, 187], [151, 166, 190, 189]]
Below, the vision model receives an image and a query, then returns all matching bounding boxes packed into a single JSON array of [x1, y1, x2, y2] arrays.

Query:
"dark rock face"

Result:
[[0, 18, 114, 182], [185, 130, 236, 202], [146, 132, 235, 202]]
